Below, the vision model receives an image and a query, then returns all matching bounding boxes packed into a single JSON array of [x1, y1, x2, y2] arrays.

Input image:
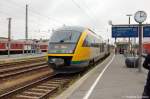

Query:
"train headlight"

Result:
[[51, 58, 56, 62]]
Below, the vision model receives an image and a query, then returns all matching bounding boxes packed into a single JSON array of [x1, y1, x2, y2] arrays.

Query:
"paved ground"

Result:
[[0, 53, 46, 62], [67, 54, 148, 99]]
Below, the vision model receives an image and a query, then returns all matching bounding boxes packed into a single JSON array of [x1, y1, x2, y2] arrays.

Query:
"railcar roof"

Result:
[[56, 26, 85, 32], [55, 26, 103, 40]]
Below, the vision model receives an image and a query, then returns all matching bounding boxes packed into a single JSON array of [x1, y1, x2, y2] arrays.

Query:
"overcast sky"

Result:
[[0, 0, 150, 42]]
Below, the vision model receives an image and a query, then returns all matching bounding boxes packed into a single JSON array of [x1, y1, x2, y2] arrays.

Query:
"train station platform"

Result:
[[56, 54, 148, 99], [0, 53, 46, 63]]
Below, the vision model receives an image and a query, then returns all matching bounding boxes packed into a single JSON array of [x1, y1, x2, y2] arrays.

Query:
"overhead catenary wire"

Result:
[[0, 0, 66, 39], [71, 0, 93, 20], [1, 0, 64, 25], [71, 0, 98, 27], [0, 12, 54, 33], [80, 0, 99, 21], [78, 0, 109, 35]]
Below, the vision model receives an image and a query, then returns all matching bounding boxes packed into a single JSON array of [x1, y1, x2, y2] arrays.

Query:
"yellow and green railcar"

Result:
[[47, 26, 108, 73]]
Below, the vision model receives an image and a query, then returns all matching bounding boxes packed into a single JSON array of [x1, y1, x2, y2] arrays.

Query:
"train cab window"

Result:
[[49, 30, 81, 43]]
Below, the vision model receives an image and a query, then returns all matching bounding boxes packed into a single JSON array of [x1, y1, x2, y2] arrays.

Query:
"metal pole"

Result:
[[126, 14, 132, 53], [129, 16, 131, 52], [129, 16, 131, 24], [128, 16, 131, 53], [115, 37, 117, 54], [25, 4, 28, 54], [138, 23, 143, 72], [8, 18, 12, 57], [108, 38, 110, 52]]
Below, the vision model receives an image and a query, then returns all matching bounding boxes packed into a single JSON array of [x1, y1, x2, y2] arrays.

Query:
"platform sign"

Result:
[[112, 26, 138, 38], [143, 26, 150, 37]]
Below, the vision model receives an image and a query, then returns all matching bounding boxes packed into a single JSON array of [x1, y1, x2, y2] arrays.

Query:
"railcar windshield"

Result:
[[49, 30, 81, 43]]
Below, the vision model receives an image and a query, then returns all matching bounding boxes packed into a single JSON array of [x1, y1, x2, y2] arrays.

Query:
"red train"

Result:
[[143, 42, 150, 53], [0, 37, 48, 55]]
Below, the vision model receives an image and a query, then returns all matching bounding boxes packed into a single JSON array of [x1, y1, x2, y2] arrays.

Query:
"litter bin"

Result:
[[125, 56, 139, 68]]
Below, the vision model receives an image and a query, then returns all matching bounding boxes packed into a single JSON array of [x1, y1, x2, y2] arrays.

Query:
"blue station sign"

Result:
[[112, 26, 138, 38], [143, 26, 150, 37], [112, 25, 150, 38]]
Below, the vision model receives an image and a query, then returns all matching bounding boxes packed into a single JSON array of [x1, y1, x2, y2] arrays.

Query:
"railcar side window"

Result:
[[91, 36, 95, 47], [83, 34, 101, 48], [100, 43, 105, 52], [6, 43, 9, 49], [83, 35, 91, 47]]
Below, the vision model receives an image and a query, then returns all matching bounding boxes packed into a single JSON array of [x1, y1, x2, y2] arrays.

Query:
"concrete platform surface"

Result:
[[60, 54, 148, 99], [0, 53, 46, 62]]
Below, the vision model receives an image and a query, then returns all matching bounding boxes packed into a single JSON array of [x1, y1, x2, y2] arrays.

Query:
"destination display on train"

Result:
[[112, 25, 150, 38]]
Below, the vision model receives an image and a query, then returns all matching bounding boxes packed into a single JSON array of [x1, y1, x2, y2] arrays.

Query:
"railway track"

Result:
[[0, 56, 48, 79], [0, 62, 48, 78], [0, 74, 74, 99], [0, 56, 46, 69], [0, 54, 110, 99]]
